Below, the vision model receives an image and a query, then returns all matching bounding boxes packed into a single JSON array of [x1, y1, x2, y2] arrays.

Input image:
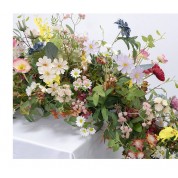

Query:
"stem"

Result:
[[112, 31, 121, 46], [22, 73, 29, 83]]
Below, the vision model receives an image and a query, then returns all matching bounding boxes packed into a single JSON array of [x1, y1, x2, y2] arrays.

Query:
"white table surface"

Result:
[[13, 115, 123, 159]]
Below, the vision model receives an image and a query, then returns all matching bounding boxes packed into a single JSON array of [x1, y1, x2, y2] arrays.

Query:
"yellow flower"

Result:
[[34, 17, 52, 41], [129, 80, 133, 88], [158, 127, 178, 141], [53, 75, 61, 85], [45, 75, 60, 86], [81, 51, 87, 62]]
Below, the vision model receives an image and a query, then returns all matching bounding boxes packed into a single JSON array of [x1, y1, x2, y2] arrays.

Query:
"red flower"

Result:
[[143, 64, 165, 81]]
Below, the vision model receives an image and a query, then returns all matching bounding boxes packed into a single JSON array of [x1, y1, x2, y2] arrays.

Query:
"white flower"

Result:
[[162, 100, 168, 106], [169, 153, 177, 159], [87, 127, 96, 135], [26, 82, 37, 96], [163, 106, 170, 114], [155, 118, 167, 127], [70, 68, 82, 78], [154, 97, 163, 104], [31, 82, 37, 90], [80, 128, 89, 137], [155, 103, 164, 112], [53, 58, 69, 75], [39, 85, 47, 93], [26, 86, 33, 96], [76, 116, 85, 127], [37, 56, 53, 74], [152, 146, 167, 159], [39, 68, 55, 83], [47, 83, 59, 96]]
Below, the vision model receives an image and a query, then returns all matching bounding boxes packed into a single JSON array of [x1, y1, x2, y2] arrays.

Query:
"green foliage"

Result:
[[45, 42, 59, 59], [133, 123, 142, 132]]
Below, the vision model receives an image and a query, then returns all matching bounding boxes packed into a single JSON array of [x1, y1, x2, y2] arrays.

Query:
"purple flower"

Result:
[[171, 96, 178, 111], [114, 54, 134, 74], [130, 66, 144, 84]]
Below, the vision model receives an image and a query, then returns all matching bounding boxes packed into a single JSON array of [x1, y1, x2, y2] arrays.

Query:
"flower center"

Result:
[[45, 71, 50, 76], [79, 119, 83, 123], [17, 64, 26, 70], [89, 44, 93, 49], [58, 64, 62, 68], [43, 63, 48, 67], [74, 72, 78, 76], [123, 63, 128, 67], [134, 73, 140, 79]]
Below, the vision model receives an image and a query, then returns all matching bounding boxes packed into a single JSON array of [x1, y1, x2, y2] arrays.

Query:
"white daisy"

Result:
[[37, 56, 53, 74], [53, 58, 69, 75], [155, 103, 164, 112], [87, 127, 96, 135], [169, 153, 177, 159], [76, 116, 85, 127], [80, 128, 89, 137], [39, 68, 55, 83], [70, 68, 82, 78], [47, 83, 59, 96]]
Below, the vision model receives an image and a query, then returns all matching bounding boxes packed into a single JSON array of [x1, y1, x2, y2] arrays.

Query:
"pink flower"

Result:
[[78, 14, 85, 19], [132, 139, 144, 151], [63, 14, 71, 19], [13, 38, 17, 48], [118, 116, 127, 123], [136, 152, 144, 159], [171, 96, 178, 111], [127, 151, 136, 159], [139, 49, 150, 59], [13, 58, 31, 73], [157, 54, 168, 64]]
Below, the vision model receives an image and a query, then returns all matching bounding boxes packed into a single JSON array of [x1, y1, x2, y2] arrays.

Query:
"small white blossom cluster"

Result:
[[142, 102, 155, 127], [152, 146, 177, 159], [26, 82, 47, 96], [75, 116, 96, 137], [55, 84, 73, 103], [154, 97, 170, 113], [37, 56, 69, 83]]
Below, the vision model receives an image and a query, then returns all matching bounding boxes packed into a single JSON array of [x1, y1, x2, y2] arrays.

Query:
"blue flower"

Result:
[[28, 42, 44, 55], [114, 19, 131, 38]]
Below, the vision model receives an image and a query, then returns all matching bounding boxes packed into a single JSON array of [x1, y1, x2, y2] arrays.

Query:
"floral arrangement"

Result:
[[13, 14, 178, 159]]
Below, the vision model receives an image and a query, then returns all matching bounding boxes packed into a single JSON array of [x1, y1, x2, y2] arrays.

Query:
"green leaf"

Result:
[[142, 36, 147, 42], [17, 14, 22, 18], [93, 85, 105, 97], [133, 123, 142, 132], [148, 35, 154, 42], [26, 17, 29, 21], [24, 114, 34, 122], [66, 25, 74, 34], [105, 88, 114, 96], [156, 30, 161, 36], [93, 93, 99, 106], [131, 117, 144, 124], [101, 106, 108, 121], [64, 116, 76, 126], [113, 143, 119, 152], [175, 82, 178, 88], [108, 139, 115, 147], [45, 42, 58, 59]]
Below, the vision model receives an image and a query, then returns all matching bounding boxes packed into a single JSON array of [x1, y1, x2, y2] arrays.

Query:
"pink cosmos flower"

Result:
[[171, 96, 178, 111], [13, 58, 31, 73], [157, 54, 168, 64], [130, 66, 144, 84], [114, 54, 134, 74]]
